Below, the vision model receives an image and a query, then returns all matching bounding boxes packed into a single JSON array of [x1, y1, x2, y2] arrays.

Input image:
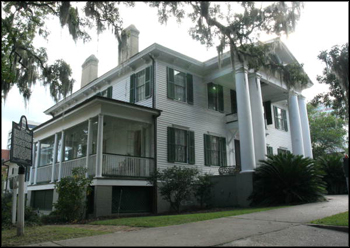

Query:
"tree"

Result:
[[311, 43, 349, 121], [148, 166, 199, 213], [307, 103, 347, 158], [1, 1, 133, 104], [149, 2, 309, 89]]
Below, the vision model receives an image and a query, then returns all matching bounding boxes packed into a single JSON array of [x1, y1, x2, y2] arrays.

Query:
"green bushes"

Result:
[[317, 154, 347, 194], [249, 153, 327, 206]]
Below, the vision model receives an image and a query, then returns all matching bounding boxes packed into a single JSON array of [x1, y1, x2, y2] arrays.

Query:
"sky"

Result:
[[1, 2, 349, 149]]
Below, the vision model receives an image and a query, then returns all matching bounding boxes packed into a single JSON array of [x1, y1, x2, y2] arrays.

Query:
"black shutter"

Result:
[[188, 131, 195, 164], [264, 101, 272, 125], [231, 90, 237, 114], [218, 84, 224, 112], [207, 83, 215, 110], [145, 66, 152, 98], [186, 74, 193, 104], [220, 137, 227, 166], [107, 86, 113, 98], [167, 127, 175, 163], [167, 67, 175, 99], [204, 134, 211, 166], [130, 74, 136, 103]]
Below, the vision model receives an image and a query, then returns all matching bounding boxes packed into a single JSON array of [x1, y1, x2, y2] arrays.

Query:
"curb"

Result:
[[307, 224, 349, 233]]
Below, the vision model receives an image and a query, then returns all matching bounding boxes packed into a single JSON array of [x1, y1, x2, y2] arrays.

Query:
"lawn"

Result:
[[310, 211, 349, 227], [90, 206, 288, 227], [1, 226, 111, 247]]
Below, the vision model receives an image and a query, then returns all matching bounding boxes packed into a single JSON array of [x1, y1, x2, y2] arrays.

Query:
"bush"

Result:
[[249, 153, 327, 206], [149, 166, 199, 213], [53, 167, 92, 223], [1, 192, 13, 230], [194, 173, 214, 209], [317, 154, 347, 194], [24, 207, 42, 227]]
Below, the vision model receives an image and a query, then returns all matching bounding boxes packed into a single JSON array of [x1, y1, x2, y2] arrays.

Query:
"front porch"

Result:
[[29, 96, 161, 185]]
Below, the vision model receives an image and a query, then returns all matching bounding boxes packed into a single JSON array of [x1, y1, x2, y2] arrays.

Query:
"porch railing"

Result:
[[102, 153, 155, 178], [32, 153, 154, 183]]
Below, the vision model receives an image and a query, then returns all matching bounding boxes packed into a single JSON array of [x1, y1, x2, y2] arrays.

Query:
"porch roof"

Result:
[[33, 96, 162, 134]]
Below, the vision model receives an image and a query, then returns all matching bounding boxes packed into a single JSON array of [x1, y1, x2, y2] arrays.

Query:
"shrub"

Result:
[[53, 167, 92, 223], [249, 153, 327, 206], [317, 154, 347, 194], [24, 207, 42, 227], [149, 166, 199, 213], [194, 173, 214, 209], [1, 192, 13, 230]]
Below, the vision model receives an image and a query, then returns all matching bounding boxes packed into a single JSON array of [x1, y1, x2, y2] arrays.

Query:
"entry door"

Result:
[[234, 139, 241, 170]]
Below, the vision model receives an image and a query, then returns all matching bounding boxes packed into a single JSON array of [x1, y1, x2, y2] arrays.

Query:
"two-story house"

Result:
[[26, 25, 313, 216]]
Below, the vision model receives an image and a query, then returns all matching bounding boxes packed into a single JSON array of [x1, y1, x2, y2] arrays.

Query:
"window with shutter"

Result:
[[168, 127, 195, 164], [130, 66, 152, 103], [208, 82, 224, 112], [264, 101, 272, 125], [274, 106, 288, 131], [204, 134, 227, 167], [267, 146, 273, 156], [167, 67, 193, 104]]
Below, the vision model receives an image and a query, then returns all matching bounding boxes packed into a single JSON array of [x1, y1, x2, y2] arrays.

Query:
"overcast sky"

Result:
[[1, 2, 349, 149]]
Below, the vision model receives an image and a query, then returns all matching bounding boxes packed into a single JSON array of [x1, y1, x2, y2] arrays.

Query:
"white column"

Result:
[[298, 95, 313, 158], [288, 91, 305, 156], [85, 118, 93, 178], [50, 133, 58, 183], [33, 141, 41, 185], [248, 73, 267, 166], [235, 67, 256, 172], [28, 142, 35, 185], [95, 114, 104, 177], [58, 131, 65, 181]]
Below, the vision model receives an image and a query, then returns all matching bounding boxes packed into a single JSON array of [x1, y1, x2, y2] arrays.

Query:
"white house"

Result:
[[26, 25, 313, 216]]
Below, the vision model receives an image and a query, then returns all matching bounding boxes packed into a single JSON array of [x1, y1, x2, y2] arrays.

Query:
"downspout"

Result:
[[149, 53, 158, 214]]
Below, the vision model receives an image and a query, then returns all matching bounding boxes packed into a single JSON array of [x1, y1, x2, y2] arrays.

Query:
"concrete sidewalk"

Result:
[[27, 195, 349, 246]]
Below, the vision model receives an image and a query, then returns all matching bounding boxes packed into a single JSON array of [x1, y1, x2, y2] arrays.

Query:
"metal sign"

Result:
[[10, 115, 33, 166]]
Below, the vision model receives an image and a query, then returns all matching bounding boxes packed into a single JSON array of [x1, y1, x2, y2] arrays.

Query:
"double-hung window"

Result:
[[208, 83, 224, 112], [267, 146, 273, 156], [277, 148, 290, 155], [273, 106, 288, 131], [130, 66, 152, 103], [167, 127, 195, 164], [167, 67, 193, 104], [204, 134, 227, 166]]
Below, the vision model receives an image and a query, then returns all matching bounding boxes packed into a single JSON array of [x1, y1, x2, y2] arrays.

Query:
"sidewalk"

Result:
[[27, 195, 349, 246]]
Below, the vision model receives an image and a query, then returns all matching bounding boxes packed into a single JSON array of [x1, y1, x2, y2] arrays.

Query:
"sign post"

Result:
[[10, 116, 33, 236]]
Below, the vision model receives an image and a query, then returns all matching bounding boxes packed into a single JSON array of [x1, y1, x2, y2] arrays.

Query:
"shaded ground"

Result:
[[52, 224, 143, 233]]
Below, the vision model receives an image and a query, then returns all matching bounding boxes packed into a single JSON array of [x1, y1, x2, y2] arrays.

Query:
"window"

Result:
[[267, 146, 273, 156], [208, 83, 224, 112], [31, 190, 53, 210], [97, 86, 113, 98], [167, 127, 195, 164], [231, 90, 237, 114], [273, 106, 288, 131], [167, 67, 193, 104], [130, 66, 152, 103], [204, 134, 227, 166], [64, 121, 88, 161], [277, 148, 290, 155], [39, 136, 55, 167]]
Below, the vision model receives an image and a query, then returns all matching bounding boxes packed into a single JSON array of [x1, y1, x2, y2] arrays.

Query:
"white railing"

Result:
[[61, 157, 86, 178], [102, 153, 155, 177], [36, 165, 52, 183]]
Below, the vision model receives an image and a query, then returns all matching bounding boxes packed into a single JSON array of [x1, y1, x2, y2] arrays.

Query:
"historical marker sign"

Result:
[[10, 115, 33, 167]]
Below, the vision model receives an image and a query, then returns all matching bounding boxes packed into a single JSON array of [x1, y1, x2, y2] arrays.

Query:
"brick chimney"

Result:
[[118, 24, 140, 65], [81, 54, 99, 88]]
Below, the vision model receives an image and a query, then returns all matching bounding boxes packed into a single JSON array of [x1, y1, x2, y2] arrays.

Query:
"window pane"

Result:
[[39, 136, 55, 167], [174, 129, 186, 163], [174, 70, 186, 102], [136, 70, 146, 102]]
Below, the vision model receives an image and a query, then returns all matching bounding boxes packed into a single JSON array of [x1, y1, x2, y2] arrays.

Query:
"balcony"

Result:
[[32, 153, 155, 184], [226, 113, 238, 130]]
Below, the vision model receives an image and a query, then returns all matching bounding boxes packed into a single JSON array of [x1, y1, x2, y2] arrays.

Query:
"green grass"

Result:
[[310, 211, 349, 227], [1, 226, 111, 247], [90, 206, 288, 228]]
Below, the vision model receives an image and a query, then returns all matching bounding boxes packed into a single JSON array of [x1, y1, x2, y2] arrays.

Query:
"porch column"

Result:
[[28, 142, 36, 185], [95, 114, 104, 178], [288, 91, 305, 156], [85, 118, 93, 178], [33, 141, 41, 185], [58, 131, 65, 181], [248, 72, 267, 166], [235, 67, 256, 172], [298, 95, 313, 158], [50, 133, 58, 183]]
